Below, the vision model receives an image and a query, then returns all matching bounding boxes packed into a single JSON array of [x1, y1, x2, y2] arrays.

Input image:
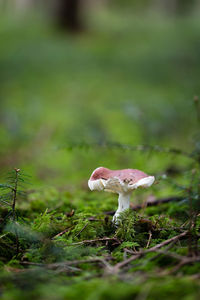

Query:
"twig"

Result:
[[51, 227, 72, 239], [74, 223, 89, 238], [146, 231, 152, 249], [104, 196, 184, 215], [145, 231, 188, 252], [69, 237, 121, 246], [149, 238, 179, 262], [20, 257, 112, 271], [150, 249, 183, 261], [169, 256, 200, 274], [20, 262, 80, 273], [52, 223, 90, 240], [124, 248, 138, 254], [112, 231, 188, 272]]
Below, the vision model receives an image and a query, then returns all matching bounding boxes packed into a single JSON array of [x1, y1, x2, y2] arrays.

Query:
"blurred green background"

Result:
[[0, 0, 200, 188]]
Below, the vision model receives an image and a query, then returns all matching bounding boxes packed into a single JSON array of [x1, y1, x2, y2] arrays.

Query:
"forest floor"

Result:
[[0, 163, 200, 300]]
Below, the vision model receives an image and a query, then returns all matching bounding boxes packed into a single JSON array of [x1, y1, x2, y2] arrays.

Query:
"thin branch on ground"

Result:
[[74, 223, 89, 238], [111, 231, 188, 272], [148, 238, 179, 262], [145, 231, 188, 252], [150, 249, 183, 261], [104, 196, 184, 215], [68, 237, 121, 246], [168, 256, 200, 274], [20, 257, 113, 271], [146, 231, 152, 249], [51, 227, 72, 239]]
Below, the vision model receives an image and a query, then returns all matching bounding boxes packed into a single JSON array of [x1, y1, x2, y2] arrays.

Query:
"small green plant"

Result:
[[0, 168, 29, 254], [115, 209, 137, 241]]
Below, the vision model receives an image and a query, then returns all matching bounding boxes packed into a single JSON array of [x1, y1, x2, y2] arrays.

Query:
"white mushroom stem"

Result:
[[112, 193, 131, 223]]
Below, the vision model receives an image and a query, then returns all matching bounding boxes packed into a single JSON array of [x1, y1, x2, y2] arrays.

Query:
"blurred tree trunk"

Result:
[[154, 0, 197, 15], [56, 0, 83, 32], [174, 0, 196, 15]]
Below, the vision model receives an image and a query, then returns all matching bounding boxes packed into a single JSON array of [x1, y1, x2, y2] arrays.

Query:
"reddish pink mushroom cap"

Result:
[[88, 167, 155, 193], [90, 167, 147, 183]]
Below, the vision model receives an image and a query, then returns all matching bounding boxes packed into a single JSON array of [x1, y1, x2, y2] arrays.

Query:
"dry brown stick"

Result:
[[69, 237, 121, 246], [112, 231, 188, 271], [21, 257, 112, 270], [51, 227, 72, 240], [145, 231, 188, 252], [169, 256, 200, 274], [146, 231, 152, 249], [104, 196, 184, 215], [124, 248, 138, 254], [74, 223, 89, 238], [148, 238, 179, 262], [151, 249, 183, 261]]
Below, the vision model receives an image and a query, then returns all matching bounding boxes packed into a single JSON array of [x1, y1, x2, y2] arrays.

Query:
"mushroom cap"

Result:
[[88, 167, 155, 194]]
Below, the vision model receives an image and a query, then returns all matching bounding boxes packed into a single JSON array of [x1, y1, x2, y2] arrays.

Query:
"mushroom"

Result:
[[88, 167, 155, 223]]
